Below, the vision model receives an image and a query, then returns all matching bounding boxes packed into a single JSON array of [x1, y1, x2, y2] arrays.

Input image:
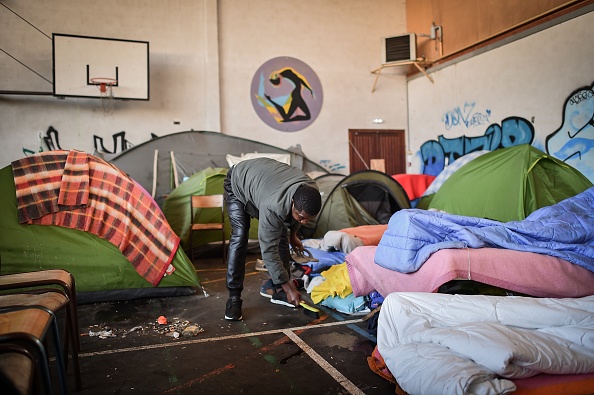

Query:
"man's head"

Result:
[[291, 184, 322, 224]]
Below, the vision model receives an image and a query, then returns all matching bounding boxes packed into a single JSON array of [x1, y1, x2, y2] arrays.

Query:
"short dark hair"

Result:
[[293, 185, 321, 216]]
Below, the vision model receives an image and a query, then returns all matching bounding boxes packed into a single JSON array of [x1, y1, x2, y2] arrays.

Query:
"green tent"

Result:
[[0, 164, 200, 303], [302, 170, 411, 239], [162, 167, 258, 251], [299, 173, 346, 238], [416, 144, 593, 222]]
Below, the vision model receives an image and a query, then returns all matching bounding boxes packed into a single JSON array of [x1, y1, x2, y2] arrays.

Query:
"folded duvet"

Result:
[[375, 187, 594, 273], [377, 292, 594, 395]]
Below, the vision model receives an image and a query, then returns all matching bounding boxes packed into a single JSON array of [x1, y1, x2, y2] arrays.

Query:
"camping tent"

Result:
[[163, 167, 228, 251], [416, 144, 593, 222], [105, 130, 329, 205], [298, 173, 345, 238], [301, 170, 411, 239], [0, 160, 200, 303], [162, 167, 259, 251]]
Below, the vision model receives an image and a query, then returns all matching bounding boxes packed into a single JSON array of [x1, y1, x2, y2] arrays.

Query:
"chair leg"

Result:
[[29, 335, 54, 395], [65, 279, 82, 390], [30, 306, 68, 394], [64, 307, 82, 390], [47, 310, 68, 395]]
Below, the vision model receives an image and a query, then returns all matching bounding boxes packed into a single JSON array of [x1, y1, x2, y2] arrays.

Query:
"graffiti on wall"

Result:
[[21, 127, 134, 157], [22, 126, 64, 156], [442, 102, 491, 131], [545, 83, 594, 182], [93, 131, 133, 154], [319, 159, 346, 173], [420, 81, 594, 183], [421, 116, 534, 176]]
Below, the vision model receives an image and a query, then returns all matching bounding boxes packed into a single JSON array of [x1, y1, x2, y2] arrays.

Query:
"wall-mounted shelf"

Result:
[[370, 60, 433, 92]]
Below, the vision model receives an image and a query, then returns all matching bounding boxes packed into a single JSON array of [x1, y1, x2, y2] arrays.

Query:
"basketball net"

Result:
[[90, 78, 116, 115]]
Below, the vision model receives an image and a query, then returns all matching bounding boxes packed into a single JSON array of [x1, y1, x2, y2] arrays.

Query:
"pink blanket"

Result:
[[346, 246, 594, 298]]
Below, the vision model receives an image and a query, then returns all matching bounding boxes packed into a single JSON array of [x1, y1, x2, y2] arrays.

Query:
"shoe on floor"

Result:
[[255, 259, 267, 272], [259, 279, 277, 298], [224, 296, 243, 320], [270, 289, 297, 308]]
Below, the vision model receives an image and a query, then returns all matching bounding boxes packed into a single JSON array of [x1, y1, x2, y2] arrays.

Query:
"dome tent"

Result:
[[0, 160, 200, 303], [162, 167, 259, 252], [301, 170, 411, 239], [416, 144, 593, 222], [106, 130, 329, 206]]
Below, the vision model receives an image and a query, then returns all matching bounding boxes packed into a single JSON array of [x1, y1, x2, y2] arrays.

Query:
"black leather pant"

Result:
[[224, 169, 291, 297]]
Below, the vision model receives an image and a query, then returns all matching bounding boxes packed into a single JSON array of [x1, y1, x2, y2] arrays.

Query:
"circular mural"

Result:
[[250, 56, 323, 132]]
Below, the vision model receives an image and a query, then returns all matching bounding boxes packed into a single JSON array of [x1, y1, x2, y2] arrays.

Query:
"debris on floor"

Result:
[[88, 324, 116, 339], [84, 317, 205, 339]]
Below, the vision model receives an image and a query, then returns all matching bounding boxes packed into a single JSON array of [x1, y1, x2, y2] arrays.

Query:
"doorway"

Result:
[[348, 129, 406, 175]]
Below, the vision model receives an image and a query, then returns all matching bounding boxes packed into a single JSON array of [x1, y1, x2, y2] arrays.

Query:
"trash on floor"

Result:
[[83, 317, 205, 339]]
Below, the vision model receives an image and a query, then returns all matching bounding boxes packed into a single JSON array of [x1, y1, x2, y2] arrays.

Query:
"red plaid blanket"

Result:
[[12, 150, 180, 286]]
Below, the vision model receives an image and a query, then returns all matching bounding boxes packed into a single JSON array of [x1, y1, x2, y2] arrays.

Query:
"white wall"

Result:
[[407, 9, 594, 182], [0, 0, 219, 167], [0, 0, 408, 173], [218, 0, 408, 173]]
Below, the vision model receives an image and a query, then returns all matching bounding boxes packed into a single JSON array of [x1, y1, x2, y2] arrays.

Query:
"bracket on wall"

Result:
[[370, 60, 433, 92]]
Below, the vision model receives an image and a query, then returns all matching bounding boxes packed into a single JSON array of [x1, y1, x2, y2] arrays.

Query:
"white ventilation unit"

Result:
[[381, 33, 417, 64]]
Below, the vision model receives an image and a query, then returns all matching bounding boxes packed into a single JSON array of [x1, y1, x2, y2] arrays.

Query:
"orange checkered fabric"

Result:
[[11, 150, 179, 286]]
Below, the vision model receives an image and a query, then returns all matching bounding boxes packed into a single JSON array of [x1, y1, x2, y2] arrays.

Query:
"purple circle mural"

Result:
[[250, 56, 323, 132]]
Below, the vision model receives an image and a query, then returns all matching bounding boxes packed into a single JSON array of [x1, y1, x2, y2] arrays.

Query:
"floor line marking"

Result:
[[282, 329, 365, 395], [80, 318, 363, 358]]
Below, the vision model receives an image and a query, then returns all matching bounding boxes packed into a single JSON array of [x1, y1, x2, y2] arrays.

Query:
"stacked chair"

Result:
[[0, 269, 82, 394], [189, 194, 226, 263]]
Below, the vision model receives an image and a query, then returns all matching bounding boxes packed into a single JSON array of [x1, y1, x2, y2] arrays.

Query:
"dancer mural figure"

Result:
[[265, 68, 313, 122]]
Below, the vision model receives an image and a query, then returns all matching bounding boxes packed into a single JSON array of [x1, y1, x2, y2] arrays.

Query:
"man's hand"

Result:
[[290, 232, 304, 252], [281, 280, 303, 307]]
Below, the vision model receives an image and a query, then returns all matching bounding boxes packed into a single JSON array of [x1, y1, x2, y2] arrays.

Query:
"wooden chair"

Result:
[[0, 270, 82, 390], [189, 194, 226, 263], [0, 304, 68, 394], [0, 344, 35, 395]]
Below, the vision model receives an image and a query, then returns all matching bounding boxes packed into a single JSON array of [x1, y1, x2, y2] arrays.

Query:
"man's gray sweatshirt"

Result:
[[230, 158, 318, 284]]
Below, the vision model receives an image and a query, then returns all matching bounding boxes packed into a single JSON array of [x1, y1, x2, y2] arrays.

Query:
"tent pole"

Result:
[[170, 151, 179, 188], [152, 149, 158, 197]]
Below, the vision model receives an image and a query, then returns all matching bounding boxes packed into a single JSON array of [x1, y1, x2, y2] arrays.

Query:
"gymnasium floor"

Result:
[[63, 249, 394, 394]]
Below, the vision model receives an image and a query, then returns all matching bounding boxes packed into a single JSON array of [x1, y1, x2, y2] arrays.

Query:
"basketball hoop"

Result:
[[90, 77, 117, 115]]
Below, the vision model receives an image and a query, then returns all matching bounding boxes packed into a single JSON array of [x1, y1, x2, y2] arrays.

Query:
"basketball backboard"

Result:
[[53, 33, 149, 100]]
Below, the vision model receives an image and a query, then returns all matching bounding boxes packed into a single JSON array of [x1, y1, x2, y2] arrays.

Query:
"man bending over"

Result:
[[223, 158, 321, 321]]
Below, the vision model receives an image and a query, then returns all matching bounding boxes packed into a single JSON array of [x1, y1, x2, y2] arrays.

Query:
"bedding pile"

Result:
[[300, 225, 390, 315], [377, 292, 594, 395], [376, 186, 594, 273]]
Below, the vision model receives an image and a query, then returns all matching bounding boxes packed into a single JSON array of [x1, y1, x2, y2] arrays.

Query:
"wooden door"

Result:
[[348, 129, 406, 175]]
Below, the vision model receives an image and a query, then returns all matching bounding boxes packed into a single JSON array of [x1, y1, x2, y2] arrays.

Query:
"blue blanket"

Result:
[[375, 187, 594, 273], [301, 247, 347, 276]]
